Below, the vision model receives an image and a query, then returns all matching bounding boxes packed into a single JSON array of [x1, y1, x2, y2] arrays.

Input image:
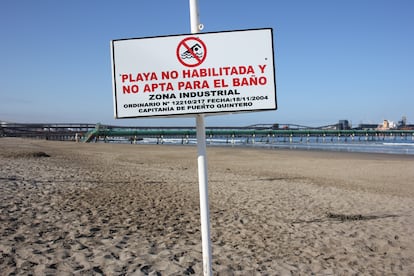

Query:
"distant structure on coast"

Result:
[[355, 116, 413, 131], [270, 116, 414, 131]]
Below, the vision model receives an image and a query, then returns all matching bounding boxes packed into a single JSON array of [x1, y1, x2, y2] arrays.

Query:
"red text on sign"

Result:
[[161, 70, 179, 80], [143, 83, 174, 92], [213, 79, 229, 88], [123, 85, 139, 94], [122, 72, 158, 82], [258, 64, 267, 73], [232, 76, 267, 87], [178, 80, 209, 90], [182, 65, 255, 78]]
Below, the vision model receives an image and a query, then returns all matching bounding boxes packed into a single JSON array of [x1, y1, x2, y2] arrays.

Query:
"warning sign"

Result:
[[111, 28, 277, 119], [176, 37, 207, 67]]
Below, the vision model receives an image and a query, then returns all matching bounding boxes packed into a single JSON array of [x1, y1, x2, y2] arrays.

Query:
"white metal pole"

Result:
[[189, 0, 212, 275], [196, 114, 212, 276], [189, 0, 201, 34]]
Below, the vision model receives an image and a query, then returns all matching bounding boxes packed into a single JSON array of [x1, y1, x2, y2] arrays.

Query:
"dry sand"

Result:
[[0, 137, 413, 275]]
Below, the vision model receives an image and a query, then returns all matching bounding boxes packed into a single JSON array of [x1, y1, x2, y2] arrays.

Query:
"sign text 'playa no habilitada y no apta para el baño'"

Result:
[[111, 28, 277, 118]]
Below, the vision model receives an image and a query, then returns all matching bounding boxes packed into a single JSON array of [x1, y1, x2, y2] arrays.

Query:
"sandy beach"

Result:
[[0, 137, 413, 275]]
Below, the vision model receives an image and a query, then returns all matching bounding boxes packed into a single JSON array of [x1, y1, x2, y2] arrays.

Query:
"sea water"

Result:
[[106, 135, 414, 155]]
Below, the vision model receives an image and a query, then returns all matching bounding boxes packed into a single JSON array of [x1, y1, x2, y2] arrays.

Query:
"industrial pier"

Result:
[[1, 122, 413, 144]]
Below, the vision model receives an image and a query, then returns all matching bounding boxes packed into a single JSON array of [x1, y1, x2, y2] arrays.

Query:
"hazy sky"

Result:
[[1, 0, 413, 127]]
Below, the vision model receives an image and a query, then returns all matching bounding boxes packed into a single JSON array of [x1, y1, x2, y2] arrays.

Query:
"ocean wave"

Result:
[[181, 51, 203, 59]]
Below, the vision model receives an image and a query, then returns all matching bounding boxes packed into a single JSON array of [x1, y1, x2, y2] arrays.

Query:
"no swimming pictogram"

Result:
[[176, 37, 207, 67]]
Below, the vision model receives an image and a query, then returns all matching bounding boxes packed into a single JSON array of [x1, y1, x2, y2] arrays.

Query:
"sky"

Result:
[[1, 0, 413, 127]]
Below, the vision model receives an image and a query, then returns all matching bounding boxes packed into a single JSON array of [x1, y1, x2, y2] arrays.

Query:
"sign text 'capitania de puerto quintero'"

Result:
[[111, 28, 277, 118]]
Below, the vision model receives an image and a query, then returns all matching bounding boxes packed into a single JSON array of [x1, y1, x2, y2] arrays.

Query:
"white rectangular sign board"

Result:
[[111, 28, 277, 118]]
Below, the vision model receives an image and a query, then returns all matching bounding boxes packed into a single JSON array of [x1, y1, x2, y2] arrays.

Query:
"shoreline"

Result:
[[208, 142, 414, 159], [1, 138, 413, 274], [92, 136, 414, 156]]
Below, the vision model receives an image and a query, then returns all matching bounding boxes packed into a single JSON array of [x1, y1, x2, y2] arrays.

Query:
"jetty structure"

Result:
[[1, 121, 414, 144]]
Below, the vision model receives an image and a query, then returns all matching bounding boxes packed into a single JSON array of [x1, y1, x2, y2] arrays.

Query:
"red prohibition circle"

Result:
[[176, 37, 207, 67]]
